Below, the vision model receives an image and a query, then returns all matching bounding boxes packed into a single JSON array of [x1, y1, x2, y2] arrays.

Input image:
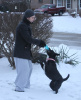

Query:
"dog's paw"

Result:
[[55, 90, 58, 94]]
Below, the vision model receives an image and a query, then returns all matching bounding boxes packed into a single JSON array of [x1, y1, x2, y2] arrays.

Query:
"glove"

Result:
[[39, 40, 46, 47]]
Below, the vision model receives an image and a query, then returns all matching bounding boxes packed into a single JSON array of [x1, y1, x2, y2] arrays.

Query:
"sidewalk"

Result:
[[48, 32, 81, 50]]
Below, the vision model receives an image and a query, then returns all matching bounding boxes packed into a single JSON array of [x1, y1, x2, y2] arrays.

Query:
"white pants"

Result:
[[14, 57, 32, 91]]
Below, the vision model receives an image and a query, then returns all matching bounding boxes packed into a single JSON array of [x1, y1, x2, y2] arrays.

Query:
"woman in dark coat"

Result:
[[13, 9, 46, 92]]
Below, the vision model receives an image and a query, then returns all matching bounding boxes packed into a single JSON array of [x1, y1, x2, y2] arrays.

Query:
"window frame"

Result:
[[66, 0, 71, 9], [79, 0, 81, 9], [57, 0, 62, 7]]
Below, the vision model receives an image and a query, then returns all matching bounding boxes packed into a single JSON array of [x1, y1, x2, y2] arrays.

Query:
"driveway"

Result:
[[48, 32, 81, 50]]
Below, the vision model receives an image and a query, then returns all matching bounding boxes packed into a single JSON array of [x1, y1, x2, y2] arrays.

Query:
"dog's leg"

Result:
[[49, 81, 54, 91], [49, 81, 58, 94], [39, 61, 46, 70], [40, 62, 44, 69], [50, 80, 63, 94]]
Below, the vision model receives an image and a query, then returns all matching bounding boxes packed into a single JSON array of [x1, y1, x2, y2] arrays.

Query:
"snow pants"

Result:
[[14, 57, 32, 91]]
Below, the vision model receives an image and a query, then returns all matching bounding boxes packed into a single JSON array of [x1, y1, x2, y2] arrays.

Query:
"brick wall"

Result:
[[31, 0, 51, 9], [0, 0, 2, 4]]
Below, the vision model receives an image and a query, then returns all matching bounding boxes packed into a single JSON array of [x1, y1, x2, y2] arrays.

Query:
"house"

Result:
[[0, 0, 30, 12], [31, 0, 53, 9], [0, 1, 1, 3], [0, 0, 81, 12], [31, 0, 81, 12]]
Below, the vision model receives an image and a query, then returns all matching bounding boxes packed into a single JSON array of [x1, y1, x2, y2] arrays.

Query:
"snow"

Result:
[[0, 13, 81, 100], [52, 13, 81, 34], [0, 56, 81, 100]]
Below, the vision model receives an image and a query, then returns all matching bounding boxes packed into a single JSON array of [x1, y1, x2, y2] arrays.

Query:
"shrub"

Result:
[[0, 12, 23, 68], [68, 9, 77, 18], [0, 13, 53, 68], [42, 44, 79, 66], [1, 0, 30, 12], [31, 14, 53, 56], [54, 44, 79, 66]]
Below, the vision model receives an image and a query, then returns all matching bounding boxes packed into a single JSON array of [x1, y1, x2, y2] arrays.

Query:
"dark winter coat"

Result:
[[13, 16, 41, 60]]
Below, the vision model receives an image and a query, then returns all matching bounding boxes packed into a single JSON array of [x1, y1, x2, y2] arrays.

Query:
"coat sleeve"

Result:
[[19, 23, 41, 46]]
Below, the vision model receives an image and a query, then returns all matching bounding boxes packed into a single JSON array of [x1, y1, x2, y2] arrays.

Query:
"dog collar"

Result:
[[46, 58, 55, 62]]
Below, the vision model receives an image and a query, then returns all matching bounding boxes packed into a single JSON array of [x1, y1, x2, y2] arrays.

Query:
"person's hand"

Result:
[[39, 40, 46, 47]]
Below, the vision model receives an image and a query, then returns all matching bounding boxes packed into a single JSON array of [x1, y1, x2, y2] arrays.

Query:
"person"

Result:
[[13, 9, 46, 92]]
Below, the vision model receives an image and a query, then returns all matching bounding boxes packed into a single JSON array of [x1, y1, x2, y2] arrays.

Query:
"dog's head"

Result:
[[46, 49, 60, 59]]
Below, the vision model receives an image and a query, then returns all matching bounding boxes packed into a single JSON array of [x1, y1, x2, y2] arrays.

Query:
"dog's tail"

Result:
[[63, 74, 70, 82]]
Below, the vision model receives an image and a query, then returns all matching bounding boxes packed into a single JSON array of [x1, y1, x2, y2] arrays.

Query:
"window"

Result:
[[49, 5, 55, 8], [66, 0, 71, 8], [79, 0, 81, 8], [57, 0, 62, 7], [38, 0, 43, 3], [40, 5, 49, 9]]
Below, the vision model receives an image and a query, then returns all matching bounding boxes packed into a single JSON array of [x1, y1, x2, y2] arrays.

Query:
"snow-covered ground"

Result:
[[52, 13, 81, 34], [0, 13, 81, 100]]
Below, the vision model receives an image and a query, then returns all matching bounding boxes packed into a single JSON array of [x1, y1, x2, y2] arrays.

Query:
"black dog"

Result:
[[39, 49, 70, 94]]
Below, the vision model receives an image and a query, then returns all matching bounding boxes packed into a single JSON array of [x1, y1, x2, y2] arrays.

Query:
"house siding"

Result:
[[31, 0, 51, 9], [77, 0, 79, 12], [53, 0, 55, 4], [31, 0, 80, 12], [55, 0, 57, 5], [72, 0, 77, 9], [56, 0, 80, 12], [63, 0, 64, 6], [79, 0, 81, 9], [0, 0, 2, 4], [0, 0, 81, 12]]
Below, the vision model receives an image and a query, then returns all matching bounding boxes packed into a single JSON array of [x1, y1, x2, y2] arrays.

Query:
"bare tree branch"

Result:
[[0, 13, 53, 68]]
